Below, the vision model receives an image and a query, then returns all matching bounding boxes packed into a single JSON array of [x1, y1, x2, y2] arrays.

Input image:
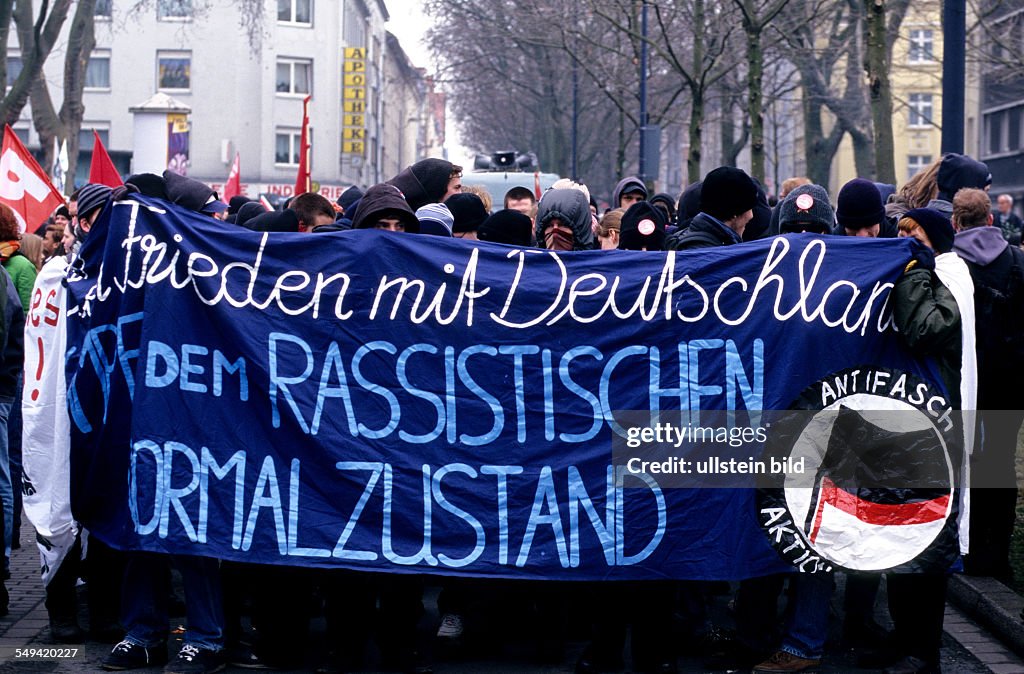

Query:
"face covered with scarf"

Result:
[[543, 217, 575, 251]]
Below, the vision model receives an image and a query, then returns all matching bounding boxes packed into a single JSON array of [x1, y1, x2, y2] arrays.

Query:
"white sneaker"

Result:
[[436, 612, 465, 639]]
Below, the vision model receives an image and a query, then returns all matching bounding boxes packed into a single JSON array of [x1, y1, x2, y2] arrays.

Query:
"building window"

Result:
[[95, 0, 112, 19], [275, 129, 304, 165], [984, 106, 1024, 157], [157, 51, 191, 91], [343, 1, 366, 46], [11, 125, 29, 146], [1010, 107, 1022, 152], [907, 155, 932, 181], [908, 29, 934, 63], [987, 111, 1004, 155], [6, 55, 21, 88], [85, 52, 111, 90], [908, 93, 932, 128], [276, 58, 312, 95], [157, 0, 192, 20], [79, 126, 110, 149], [278, 0, 311, 24]]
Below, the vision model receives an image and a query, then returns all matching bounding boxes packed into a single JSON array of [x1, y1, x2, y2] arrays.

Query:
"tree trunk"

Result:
[[61, 0, 97, 185], [687, 89, 703, 183], [720, 97, 749, 167], [744, 11, 765, 180], [865, 0, 896, 184], [850, 128, 875, 179], [617, 105, 627, 180], [802, 85, 844, 187], [687, 0, 705, 184], [29, 0, 95, 182], [5, 0, 74, 127], [721, 99, 735, 166], [0, 1, 13, 101]]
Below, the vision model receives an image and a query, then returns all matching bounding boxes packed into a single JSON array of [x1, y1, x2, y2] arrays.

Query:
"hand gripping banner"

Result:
[[62, 195, 964, 580]]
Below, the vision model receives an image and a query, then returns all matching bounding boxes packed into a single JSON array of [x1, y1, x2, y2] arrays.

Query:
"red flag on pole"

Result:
[[89, 130, 124, 188], [533, 171, 542, 201], [294, 95, 312, 196], [223, 153, 241, 203], [0, 125, 66, 233]]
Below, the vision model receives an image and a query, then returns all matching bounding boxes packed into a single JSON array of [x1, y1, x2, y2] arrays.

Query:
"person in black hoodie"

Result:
[[534, 187, 595, 250], [649, 193, 677, 226], [952, 188, 1024, 580], [664, 167, 756, 250], [337, 185, 363, 216], [928, 153, 991, 219], [478, 209, 533, 247], [676, 182, 702, 231], [618, 201, 667, 250], [351, 183, 420, 233], [386, 158, 462, 211], [611, 176, 648, 210]]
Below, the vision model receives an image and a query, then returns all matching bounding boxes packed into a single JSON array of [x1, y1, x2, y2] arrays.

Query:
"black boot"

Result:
[[49, 616, 85, 643]]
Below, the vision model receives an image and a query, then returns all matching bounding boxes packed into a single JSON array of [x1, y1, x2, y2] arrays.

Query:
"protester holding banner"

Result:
[[952, 187, 1024, 580], [22, 152, 1002, 674], [890, 207, 976, 674], [740, 187, 838, 674], [534, 184, 594, 250], [663, 166, 757, 250]]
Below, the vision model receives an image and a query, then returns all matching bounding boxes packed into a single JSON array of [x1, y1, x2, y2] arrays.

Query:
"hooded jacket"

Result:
[[247, 209, 300, 232], [611, 176, 647, 209], [236, 202, 267, 229], [534, 188, 594, 250], [954, 225, 1024, 407], [385, 158, 454, 211], [663, 212, 740, 250], [619, 201, 667, 250], [351, 184, 420, 232], [937, 154, 991, 202], [893, 265, 963, 408]]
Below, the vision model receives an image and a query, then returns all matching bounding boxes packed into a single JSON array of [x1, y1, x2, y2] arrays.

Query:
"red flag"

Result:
[[0, 125, 66, 233], [294, 95, 311, 196], [534, 171, 542, 201], [223, 153, 241, 203], [89, 130, 124, 188]]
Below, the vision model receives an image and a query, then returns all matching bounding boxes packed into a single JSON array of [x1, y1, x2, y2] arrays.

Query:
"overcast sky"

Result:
[[384, 0, 431, 68], [385, 0, 473, 164]]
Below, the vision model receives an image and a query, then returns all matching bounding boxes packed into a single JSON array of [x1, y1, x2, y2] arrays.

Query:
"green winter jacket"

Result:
[[892, 267, 962, 408], [3, 253, 36, 314]]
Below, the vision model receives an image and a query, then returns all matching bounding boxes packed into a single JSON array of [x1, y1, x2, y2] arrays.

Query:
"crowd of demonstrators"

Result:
[[4, 151, 1020, 674]]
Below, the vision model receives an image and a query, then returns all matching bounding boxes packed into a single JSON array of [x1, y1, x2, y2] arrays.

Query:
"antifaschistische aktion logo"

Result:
[[757, 366, 963, 574]]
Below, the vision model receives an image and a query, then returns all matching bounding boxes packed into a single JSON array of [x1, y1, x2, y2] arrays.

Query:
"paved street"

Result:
[[0, 522, 1020, 673]]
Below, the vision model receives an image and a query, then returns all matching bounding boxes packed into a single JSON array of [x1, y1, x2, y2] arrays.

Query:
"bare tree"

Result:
[[864, 0, 912, 183], [732, 0, 792, 183], [1, 0, 74, 128], [21, 0, 97, 182]]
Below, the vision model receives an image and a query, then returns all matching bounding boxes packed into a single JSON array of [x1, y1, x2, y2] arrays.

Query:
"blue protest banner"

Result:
[[63, 196, 961, 580]]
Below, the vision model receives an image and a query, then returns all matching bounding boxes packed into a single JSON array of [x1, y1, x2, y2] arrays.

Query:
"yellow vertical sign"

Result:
[[342, 46, 366, 157]]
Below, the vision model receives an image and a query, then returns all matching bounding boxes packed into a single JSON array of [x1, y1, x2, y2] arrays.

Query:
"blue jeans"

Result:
[[122, 553, 224, 651], [0, 399, 13, 573], [781, 572, 835, 660]]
